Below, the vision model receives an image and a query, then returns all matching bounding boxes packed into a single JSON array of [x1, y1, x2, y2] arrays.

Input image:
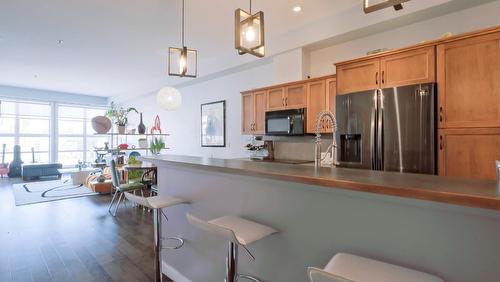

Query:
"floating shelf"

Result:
[[94, 133, 170, 136]]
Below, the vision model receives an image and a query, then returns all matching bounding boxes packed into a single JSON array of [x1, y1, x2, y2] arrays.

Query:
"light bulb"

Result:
[[245, 25, 256, 42], [179, 54, 187, 74]]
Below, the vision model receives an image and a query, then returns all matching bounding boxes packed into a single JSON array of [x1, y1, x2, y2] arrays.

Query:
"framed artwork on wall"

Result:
[[201, 100, 226, 147]]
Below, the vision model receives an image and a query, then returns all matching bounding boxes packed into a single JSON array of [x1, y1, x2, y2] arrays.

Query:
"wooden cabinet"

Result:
[[306, 78, 337, 133], [380, 46, 435, 88], [241, 91, 267, 135], [437, 31, 500, 129], [438, 128, 500, 180], [337, 58, 380, 95], [285, 83, 307, 109], [267, 87, 284, 111], [336, 46, 436, 94]]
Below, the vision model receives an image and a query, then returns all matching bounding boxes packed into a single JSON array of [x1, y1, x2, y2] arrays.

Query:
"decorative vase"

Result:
[[138, 113, 146, 134], [91, 116, 112, 134], [118, 125, 126, 134]]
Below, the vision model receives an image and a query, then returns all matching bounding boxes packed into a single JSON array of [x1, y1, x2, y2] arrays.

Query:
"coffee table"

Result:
[[57, 168, 100, 185]]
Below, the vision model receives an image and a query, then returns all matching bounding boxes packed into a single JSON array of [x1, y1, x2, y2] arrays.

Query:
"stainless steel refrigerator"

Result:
[[335, 83, 436, 174]]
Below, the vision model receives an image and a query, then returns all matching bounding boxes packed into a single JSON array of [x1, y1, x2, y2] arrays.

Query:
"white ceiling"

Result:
[[0, 0, 490, 98]]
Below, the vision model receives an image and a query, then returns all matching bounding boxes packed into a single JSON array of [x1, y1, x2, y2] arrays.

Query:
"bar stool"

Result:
[[308, 253, 444, 282], [125, 192, 189, 282], [187, 213, 277, 282]]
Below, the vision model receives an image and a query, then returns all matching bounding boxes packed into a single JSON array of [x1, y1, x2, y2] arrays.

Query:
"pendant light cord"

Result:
[[181, 0, 185, 47], [249, 0, 252, 14]]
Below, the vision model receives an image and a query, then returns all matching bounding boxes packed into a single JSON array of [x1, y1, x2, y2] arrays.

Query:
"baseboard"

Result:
[[162, 261, 191, 282]]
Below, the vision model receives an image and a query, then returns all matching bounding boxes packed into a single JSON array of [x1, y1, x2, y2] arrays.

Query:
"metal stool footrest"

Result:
[[237, 274, 261, 282], [162, 237, 185, 250]]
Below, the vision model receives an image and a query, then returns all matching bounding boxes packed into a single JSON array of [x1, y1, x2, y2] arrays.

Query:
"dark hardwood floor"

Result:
[[0, 178, 172, 282]]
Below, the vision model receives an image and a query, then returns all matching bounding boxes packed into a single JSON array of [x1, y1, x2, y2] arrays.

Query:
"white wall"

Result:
[[123, 0, 500, 159], [309, 0, 500, 76]]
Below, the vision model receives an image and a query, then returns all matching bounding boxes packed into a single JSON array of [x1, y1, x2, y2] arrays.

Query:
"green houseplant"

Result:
[[150, 137, 165, 155], [105, 102, 138, 134]]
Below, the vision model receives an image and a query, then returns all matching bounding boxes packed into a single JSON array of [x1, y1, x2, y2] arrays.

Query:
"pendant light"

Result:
[[235, 0, 265, 58], [157, 87, 182, 111], [168, 0, 197, 78], [363, 0, 409, 13]]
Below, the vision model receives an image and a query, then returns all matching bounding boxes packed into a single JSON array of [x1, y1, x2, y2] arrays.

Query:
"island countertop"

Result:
[[141, 154, 500, 211]]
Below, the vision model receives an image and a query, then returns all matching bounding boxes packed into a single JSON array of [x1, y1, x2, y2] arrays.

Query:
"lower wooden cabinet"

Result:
[[438, 128, 500, 180], [241, 91, 267, 135]]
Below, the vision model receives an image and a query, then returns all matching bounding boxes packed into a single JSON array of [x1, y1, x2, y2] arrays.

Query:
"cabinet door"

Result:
[[267, 87, 285, 111], [306, 80, 326, 133], [380, 46, 436, 88], [285, 83, 307, 109], [325, 78, 337, 131], [336, 58, 380, 95], [241, 93, 254, 134], [437, 31, 500, 128], [438, 128, 500, 180], [253, 91, 267, 134]]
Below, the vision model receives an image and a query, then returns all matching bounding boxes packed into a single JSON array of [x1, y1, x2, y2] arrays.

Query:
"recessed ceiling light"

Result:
[[57, 40, 64, 44], [293, 6, 302, 12]]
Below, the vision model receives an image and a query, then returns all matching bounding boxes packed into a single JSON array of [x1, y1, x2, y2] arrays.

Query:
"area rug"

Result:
[[12, 179, 98, 206]]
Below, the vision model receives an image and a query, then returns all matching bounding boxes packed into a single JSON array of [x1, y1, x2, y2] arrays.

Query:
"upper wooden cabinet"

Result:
[[437, 31, 500, 129], [337, 58, 380, 95], [336, 46, 436, 94], [285, 83, 307, 109], [241, 91, 267, 135], [267, 87, 284, 111], [438, 128, 500, 180], [380, 46, 435, 88], [306, 80, 326, 134]]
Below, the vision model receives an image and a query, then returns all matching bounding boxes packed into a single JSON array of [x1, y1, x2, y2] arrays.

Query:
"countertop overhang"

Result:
[[141, 155, 500, 211]]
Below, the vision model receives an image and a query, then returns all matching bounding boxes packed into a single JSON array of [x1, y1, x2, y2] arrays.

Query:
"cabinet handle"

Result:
[[282, 98, 285, 106], [285, 97, 288, 106], [375, 72, 379, 85], [382, 71, 385, 84], [439, 135, 443, 150], [439, 107, 443, 122]]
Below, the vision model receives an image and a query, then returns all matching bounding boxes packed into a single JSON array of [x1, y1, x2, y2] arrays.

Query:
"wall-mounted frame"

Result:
[[201, 100, 226, 147]]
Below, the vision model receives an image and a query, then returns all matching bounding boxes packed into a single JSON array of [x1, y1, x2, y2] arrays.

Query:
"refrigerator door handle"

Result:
[[370, 107, 376, 170], [377, 92, 384, 171]]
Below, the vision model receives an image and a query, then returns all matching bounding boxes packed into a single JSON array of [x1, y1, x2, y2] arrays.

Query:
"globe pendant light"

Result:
[[168, 0, 197, 77], [363, 0, 409, 13], [235, 0, 265, 58], [157, 87, 182, 111]]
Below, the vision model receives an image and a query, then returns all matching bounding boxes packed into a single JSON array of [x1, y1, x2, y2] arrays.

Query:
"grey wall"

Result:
[[157, 164, 500, 282]]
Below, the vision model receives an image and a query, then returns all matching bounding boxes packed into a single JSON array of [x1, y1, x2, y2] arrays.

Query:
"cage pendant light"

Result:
[[363, 0, 410, 13], [168, 0, 197, 77], [235, 0, 265, 58]]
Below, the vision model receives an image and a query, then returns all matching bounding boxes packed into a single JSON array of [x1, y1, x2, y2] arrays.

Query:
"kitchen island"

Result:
[[142, 154, 500, 282]]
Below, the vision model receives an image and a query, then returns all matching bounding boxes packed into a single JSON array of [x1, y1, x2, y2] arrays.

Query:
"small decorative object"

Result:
[[127, 156, 143, 167], [441, 32, 453, 39], [150, 137, 165, 155], [96, 174, 106, 183], [150, 115, 162, 134], [76, 160, 87, 171], [105, 101, 138, 134], [235, 0, 265, 58], [157, 87, 182, 111], [201, 101, 226, 147], [8, 145, 23, 178], [0, 144, 9, 177], [129, 151, 141, 159], [104, 142, 109, 150], [91, 116, 112, 134], [127, 128, 136, 134], [168, 0, 198, 77], [138, 138, 148, 148], [366, 48, 390, 55], [118, 144, 129, 150], [138, 112, 146, 134], [363, 0, 409, 13]]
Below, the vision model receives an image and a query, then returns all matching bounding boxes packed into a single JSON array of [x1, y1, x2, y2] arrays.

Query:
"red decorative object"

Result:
[[119, 144, 129, 150], [150, 115, 162, 134]]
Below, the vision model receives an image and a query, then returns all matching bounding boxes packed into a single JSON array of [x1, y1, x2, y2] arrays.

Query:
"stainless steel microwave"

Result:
[[265, 108, 305, 136]]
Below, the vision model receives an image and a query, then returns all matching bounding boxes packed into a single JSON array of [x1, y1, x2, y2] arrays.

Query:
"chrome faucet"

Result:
[[314, 111, 339, 168]]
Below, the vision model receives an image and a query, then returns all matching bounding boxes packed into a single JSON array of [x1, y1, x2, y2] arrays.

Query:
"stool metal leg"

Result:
[[154, 208, 163, 282], [226, 242, 238, 282]]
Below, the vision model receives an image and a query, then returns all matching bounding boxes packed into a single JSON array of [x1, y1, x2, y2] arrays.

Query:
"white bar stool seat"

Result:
[[187, 213, 277, 282], [308, 253, 444, 282], [125, 192, 189, 282]]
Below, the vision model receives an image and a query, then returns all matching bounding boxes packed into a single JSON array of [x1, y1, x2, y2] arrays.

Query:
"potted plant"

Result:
[[105, 102, 138, 134], [150, 137, 165, 155]]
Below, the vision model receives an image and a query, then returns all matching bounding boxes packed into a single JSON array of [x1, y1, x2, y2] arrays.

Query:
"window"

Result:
[[0, 100, 51, 163], [57, 105, 109, 166]]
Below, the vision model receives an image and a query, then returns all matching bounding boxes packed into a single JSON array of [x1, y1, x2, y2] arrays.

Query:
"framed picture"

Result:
[[201, 100, 226, 147]]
